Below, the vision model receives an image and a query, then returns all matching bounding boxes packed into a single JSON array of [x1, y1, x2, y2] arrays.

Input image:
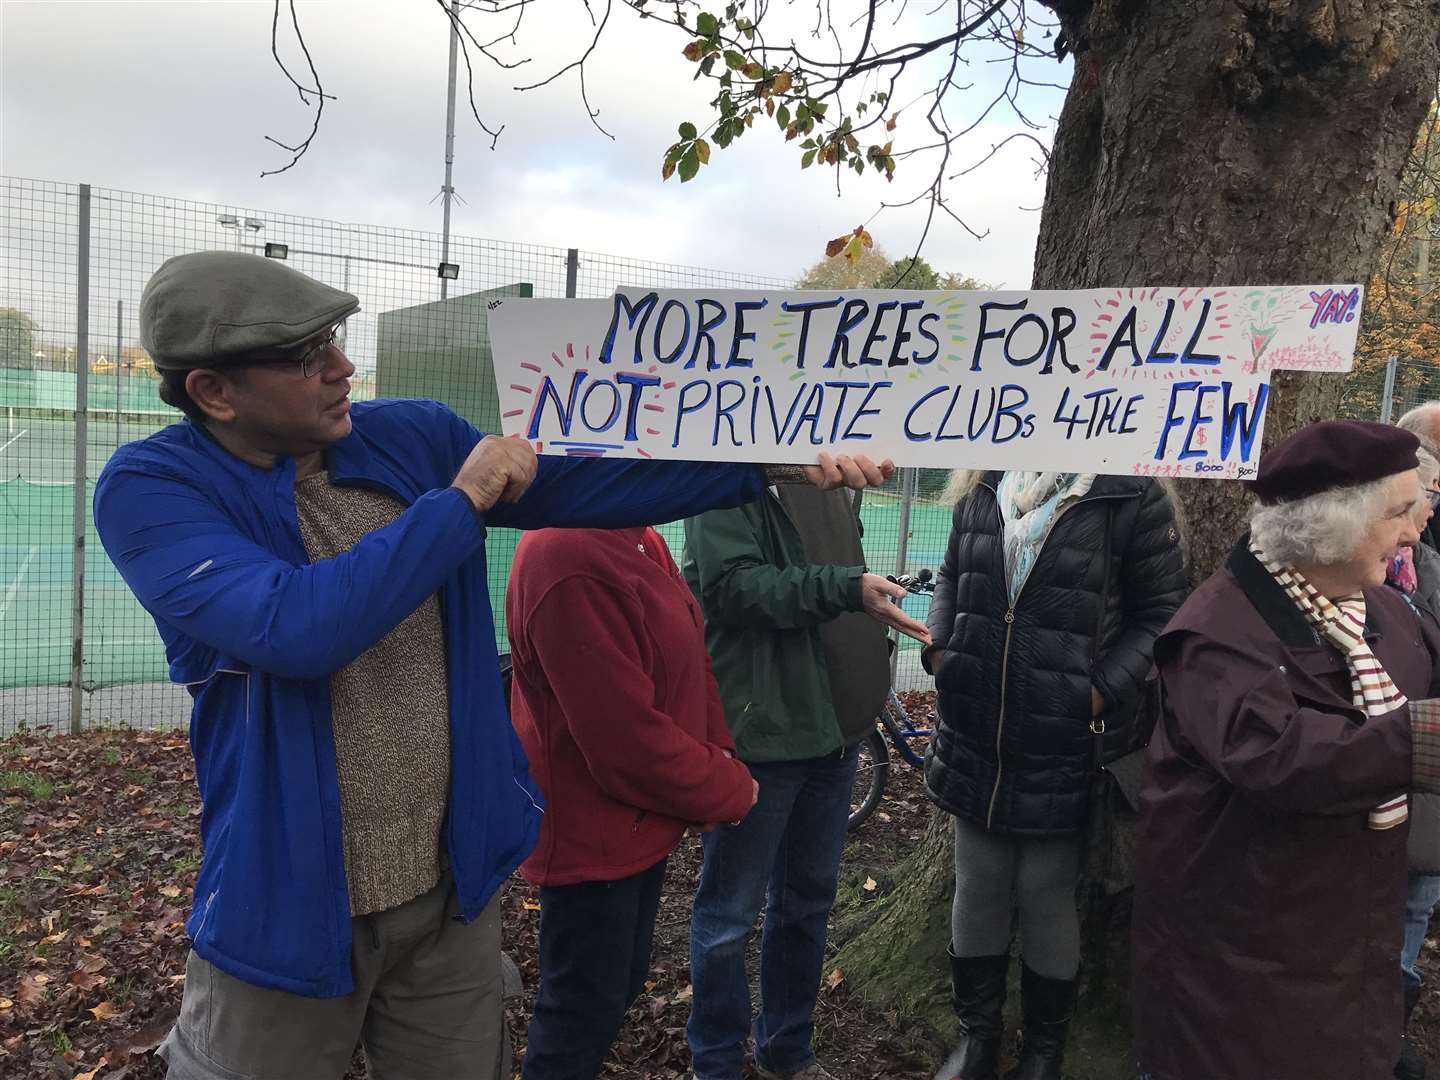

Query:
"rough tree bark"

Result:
[[836, 0, 1440, 1059], [1034, 0, 1437, 575]]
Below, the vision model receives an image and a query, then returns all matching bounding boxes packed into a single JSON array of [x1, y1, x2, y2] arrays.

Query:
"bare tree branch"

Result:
[[948, 129, 1049, 177], [254, 0, 1057, 264], [435, 0, 509, 148], [260, 0, 335, 178], [512, 0, 617, 140]]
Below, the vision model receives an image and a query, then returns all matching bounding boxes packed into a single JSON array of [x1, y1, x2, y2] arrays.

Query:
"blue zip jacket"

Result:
[[93, 398, 765, 997]]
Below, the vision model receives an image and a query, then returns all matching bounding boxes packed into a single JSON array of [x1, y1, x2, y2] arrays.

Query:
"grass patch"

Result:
[[171, 854, 202, 875], [0, 886, 20, 968], [0, 768, 55, 800]]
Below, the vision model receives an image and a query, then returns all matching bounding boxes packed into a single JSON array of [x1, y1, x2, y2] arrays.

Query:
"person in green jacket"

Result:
[[682, 485, 931, 1080]]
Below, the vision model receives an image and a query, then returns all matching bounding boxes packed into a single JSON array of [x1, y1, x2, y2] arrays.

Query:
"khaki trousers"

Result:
[[158, 878, 506, 1080]]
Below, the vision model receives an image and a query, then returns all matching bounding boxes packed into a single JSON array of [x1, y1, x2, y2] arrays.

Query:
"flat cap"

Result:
[[140, 251, 359, 370], [1252, 419, 1420, 504]]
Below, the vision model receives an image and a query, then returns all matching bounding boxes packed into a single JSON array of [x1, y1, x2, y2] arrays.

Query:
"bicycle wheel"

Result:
[[848, 728, 890, 832]]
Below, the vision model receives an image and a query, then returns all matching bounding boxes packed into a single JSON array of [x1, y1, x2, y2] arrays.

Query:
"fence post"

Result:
[[889, 468, 916, 683], [116, 298, 123, 447], [565, 249, 579, 299], [1379, 355, 1399, 424], [70, 184, 92, 735]]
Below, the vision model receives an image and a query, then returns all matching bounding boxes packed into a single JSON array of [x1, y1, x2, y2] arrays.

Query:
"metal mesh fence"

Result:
[[3, 177, 957, 734], [8, 178, 1429, 735], [1338, 355, 1440, 426], [1380, 358, 1440, 425]]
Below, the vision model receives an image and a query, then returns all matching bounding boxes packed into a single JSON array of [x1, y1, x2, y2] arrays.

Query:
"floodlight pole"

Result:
[[440, 0, 460, 301]]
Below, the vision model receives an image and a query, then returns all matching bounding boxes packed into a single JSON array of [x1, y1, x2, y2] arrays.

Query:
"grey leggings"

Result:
[[951, 817, 1082, 980]]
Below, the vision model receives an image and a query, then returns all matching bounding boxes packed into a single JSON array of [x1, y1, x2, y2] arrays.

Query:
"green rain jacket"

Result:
[[682, 493, 869, 763]]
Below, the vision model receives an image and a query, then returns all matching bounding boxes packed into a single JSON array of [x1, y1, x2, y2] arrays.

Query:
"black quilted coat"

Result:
[[923, 473, 1187, 836]]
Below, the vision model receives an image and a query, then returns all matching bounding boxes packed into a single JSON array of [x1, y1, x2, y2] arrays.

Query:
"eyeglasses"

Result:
[[241, 320, 347, 378], [295, 321, 347, 377]]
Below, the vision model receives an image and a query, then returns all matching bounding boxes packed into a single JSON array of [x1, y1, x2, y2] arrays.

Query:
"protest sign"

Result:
[[487, 284, 1362, 478]]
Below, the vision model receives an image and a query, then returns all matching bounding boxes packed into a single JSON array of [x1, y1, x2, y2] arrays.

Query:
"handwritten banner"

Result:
[[487, 284, 1362, 478]]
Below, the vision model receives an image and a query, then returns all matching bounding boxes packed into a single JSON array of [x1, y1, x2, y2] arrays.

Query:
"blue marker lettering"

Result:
[[599, 292, 659, 365]]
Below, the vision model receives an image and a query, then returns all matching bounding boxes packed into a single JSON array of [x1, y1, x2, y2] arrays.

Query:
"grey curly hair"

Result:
[[1249, 472, 1414, 565]]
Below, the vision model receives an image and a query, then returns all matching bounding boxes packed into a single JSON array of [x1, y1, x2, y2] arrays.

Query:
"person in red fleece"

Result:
[[507, 524, 757, 1080]]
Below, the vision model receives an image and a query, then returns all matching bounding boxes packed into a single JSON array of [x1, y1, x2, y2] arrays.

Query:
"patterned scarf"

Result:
[[1250, 540, 1408, 829], [998, 471, 1097, 604], [1390, 548, 1419, 595]]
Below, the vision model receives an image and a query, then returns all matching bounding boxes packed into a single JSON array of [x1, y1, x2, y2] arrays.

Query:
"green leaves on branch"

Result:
[[794, 113, 894, 180], [663, 122, 711, 183], [866, 141, 897, 182], [665, 5, 901, 185]]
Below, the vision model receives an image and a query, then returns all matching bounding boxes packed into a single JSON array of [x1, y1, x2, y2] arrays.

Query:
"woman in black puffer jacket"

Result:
[[925, 471, 1186, 1080]]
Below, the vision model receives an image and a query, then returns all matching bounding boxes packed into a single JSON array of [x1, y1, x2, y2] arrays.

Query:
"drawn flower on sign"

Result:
[[1238, 287, 1308, 372]]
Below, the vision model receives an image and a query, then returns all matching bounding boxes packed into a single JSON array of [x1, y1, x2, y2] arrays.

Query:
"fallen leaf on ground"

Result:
[[108, 1013, 176, 1059], [69, 969, 104, 991]]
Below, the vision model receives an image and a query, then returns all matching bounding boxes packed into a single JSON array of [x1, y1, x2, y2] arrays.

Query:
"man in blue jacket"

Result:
[[97, 251, 891, 1080]]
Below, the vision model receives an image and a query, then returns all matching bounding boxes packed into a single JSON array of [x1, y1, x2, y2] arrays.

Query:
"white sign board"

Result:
[[488, 284, 1362, 479]]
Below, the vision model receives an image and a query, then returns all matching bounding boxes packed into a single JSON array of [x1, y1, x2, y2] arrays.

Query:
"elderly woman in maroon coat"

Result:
[[1133, 420, 1440, 1080]]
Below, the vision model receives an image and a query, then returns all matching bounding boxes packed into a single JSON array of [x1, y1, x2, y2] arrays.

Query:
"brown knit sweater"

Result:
[[294, 472, 452, 916]]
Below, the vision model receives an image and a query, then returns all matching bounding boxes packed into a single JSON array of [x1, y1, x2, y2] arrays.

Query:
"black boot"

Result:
[[933, 950, 1008, 1080], [1397, 979, 1426, 1080], [1003, 964, 1076, 1080]]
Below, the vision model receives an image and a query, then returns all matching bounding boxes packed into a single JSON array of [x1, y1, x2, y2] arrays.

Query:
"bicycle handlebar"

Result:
[[887, 567, 935, 594]]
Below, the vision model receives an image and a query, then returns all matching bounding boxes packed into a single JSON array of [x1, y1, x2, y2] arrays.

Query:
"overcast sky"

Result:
[[1, 0, 1068, 287]]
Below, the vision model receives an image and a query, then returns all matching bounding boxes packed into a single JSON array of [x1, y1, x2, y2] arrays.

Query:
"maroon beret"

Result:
[[1252, 420, 1420, 504]]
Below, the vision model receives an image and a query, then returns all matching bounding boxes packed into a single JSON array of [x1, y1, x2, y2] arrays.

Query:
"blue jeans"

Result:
[[686, 744, 858, 1080], [1403, 872, 1440, 991]]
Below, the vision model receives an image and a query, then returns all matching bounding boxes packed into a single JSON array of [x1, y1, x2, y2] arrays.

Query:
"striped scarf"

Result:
[[1250, 540, 1409, 830]]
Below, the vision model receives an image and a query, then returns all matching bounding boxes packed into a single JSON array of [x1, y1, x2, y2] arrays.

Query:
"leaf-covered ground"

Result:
[[0, 716, 936, 1080], [5, 709, 1440, 1079]]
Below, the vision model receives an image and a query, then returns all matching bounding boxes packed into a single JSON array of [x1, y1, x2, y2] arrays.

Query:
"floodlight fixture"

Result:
[[437, 262, 460, 280], [264, 243, 289, 260]]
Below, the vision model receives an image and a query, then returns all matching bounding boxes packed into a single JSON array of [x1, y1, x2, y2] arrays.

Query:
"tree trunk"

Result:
[[833, 810, 956, 1031], [837, 0, 1439, 1062], [1034, 0, 1437, 578]]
